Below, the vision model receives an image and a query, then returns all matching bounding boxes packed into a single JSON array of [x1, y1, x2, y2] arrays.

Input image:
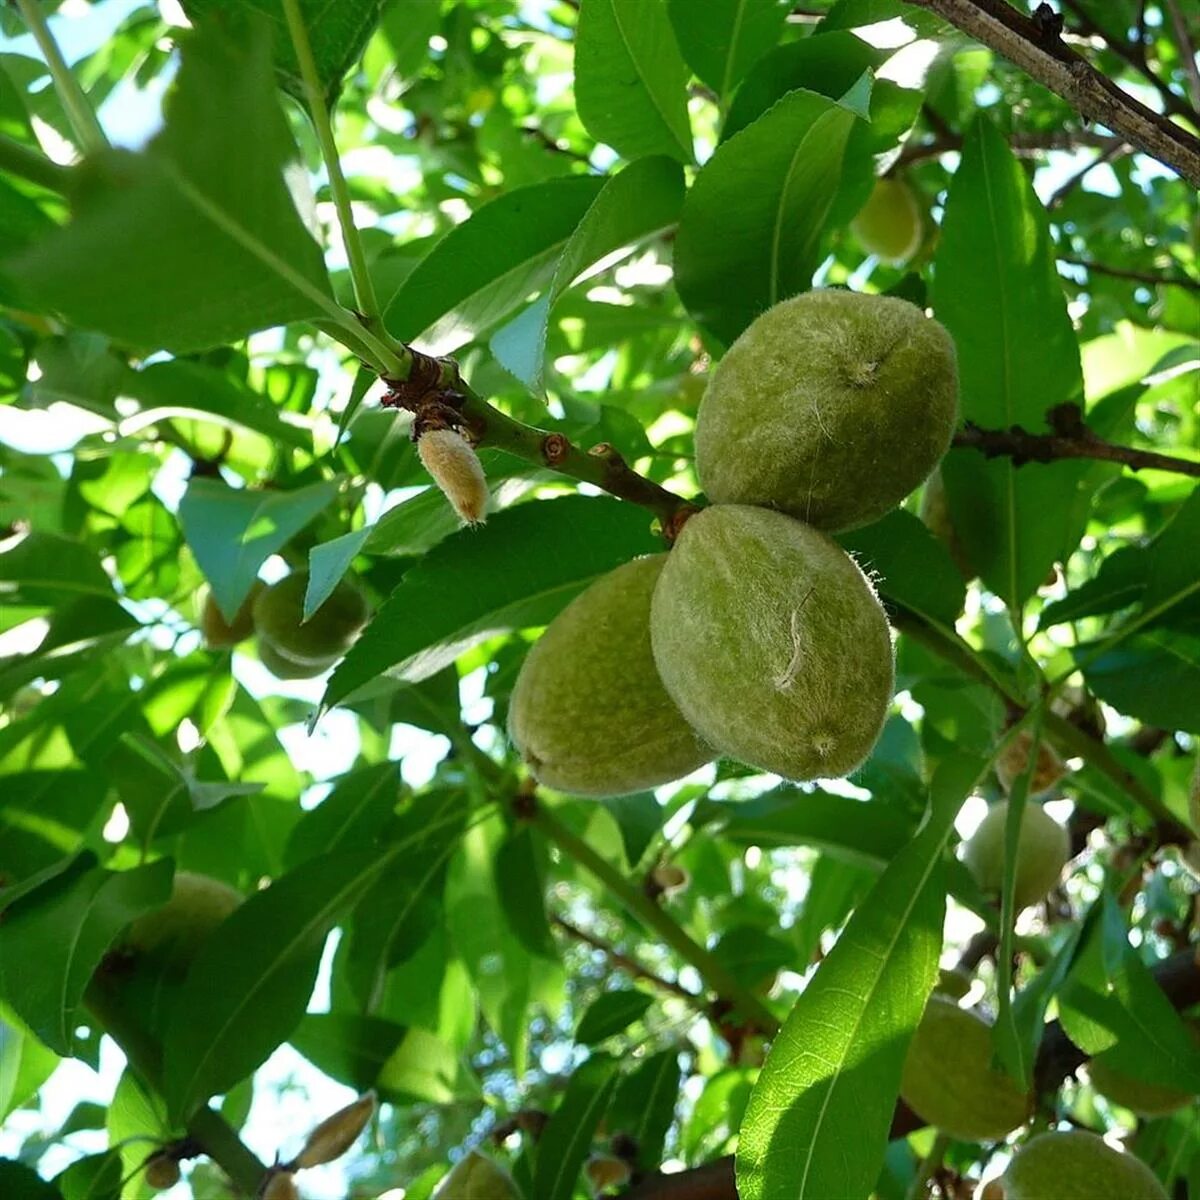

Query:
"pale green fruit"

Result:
[[851, 177, 923, 263], [508, 555, 711, 796], [436, 1151, 520, 1199], [919, 469, 972, 578], [998, 1131, 1168, 1200], [258, 639, 336, 681], [961, 801, 1070, 911], [253, 572, 369, 666], [694, 289, 958, 532], [200, 583, 262, 649], [127, 871, 242, 972], [900, 995, 1031, 1141], [650, 505, 893, 781]]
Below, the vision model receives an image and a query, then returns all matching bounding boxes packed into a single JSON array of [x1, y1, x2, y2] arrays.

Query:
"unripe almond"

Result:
[[418, 428, 489, 525], [900, 995, 1031, 1141], [650, 505, 893, 781], [144, 1154, 181, 1190], [294, 1092, 376, 1169], [126, 871, 242, 972], [508, 555, 711, 796], [262, 1171, 300, 1200], [851, 177, 923, 263], [694, 290, 958, 532], [253, 571, 370, 667], [999, 1131, 1167, 1199], [961, 801, 1070, 911], [995, 729, 1065, 796], [436, 1150, 520, 1199], [201, 583, 263, 648]]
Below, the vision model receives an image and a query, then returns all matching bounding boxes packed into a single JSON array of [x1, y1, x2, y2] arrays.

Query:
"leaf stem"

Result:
[[905, 1133, 950, 1200], [524, 798, 780, 1034], [279, 0, 392, 348], [13, 0, 109, 156], [0, 132, 73, 194]]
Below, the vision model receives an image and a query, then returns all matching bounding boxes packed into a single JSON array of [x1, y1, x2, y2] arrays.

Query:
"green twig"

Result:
[[279, 0, 395, 357], [0, 132, 73, 194], [905, 1132, 950, 1200], [525, 797, 780, 1034], [13, 0, 109, 156]]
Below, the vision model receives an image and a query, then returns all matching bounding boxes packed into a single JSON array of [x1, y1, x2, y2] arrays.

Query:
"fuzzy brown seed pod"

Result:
[[262, 1171, 301, 1200], [144, 1154, 181, 1190], [417, 428, 489, 525], [294, 1092, 376, 1169]]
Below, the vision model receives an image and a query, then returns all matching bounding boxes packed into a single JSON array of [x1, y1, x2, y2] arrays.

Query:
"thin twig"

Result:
[[897, 128, 1122, 167], [1058, 255, 1200, 291], [953, 417, 1200, 478], [551, 914, 701, 1004], [903, 0, 1200, 187], [1163, 0, 1200, 110], [1047, 139, 1129, 207]]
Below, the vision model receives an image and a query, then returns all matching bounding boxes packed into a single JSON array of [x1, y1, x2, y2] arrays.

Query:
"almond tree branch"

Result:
[[902, 0, 1200, 187], [952, 410, 1200, 478], [1163, 0, 1200, 110], [896, 128, 1122, 167], [1059, 254, 1200, 292]]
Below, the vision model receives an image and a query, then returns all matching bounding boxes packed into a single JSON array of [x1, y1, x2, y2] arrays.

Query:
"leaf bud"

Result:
[[417, 428, 489, 525], [294, 1092, 376, 1169]]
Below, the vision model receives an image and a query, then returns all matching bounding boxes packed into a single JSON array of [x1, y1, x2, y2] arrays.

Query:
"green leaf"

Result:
[[0, 1006, 58, 1122], [933, 117, 1090, 611], [495, 827, 556, 959], [322, 496, 661, 708], [1076, 625, 1200, 733], [575, 989, 653, 1045], [723, 30, 884, 138], [305, 528, 371, 619], [575, 0, 693, 163], [383, 176, 605, 354], [9, 21, 332, 353], [162, 848, 387, 1119], [736, 757, 979, 1200], [53, 1152, 122, 1200], [710, 788, 911, 868], [284, 763, 401, 870], [667, 0, 788, 101], [178, 476, 338, 622], [1142, 486, 1200, 622], [607, 1050, 681, 1169], [838, 508, 966, 629], [0, 532, 114, 604], [491, 157, 685, 392], [181, 1, 383, 101], [0, 1159, 62, 1200], [674, 80, 869, 344], [0, 857, 173, 1055], [532, 1054, 620, 1200], [599, 793, 662, 868], [1038, 545, 1147, 628]]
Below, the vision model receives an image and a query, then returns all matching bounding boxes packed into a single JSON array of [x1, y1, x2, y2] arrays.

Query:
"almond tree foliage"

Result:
[[0, 1, 1197, 1199]]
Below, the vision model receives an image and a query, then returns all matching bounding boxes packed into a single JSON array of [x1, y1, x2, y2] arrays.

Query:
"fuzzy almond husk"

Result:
[[960, 800, 1070, 911], [418, 428, 489, 525], [294, 1092, 376, 1169], [999, 1131, 1168, 1200]]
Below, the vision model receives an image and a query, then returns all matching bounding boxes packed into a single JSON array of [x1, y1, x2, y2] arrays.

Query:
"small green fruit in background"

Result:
[[694, 289, 958, 533], [200, 583, 262, 649], [995, 729, 1066, 796], [650, 505, 893, 781], [508, 555, 711, 796], [253, 571, 369, 666], [127, 871, 242, 973], [436, 1150, 520, 1199], [919, 469, 973, 578], [900, 995, 1031, 1141], [996, 1131, 1168, 1200], [258, 639, 337, 681], [851, 177, 923, 263], [961, 800, 1070, 911]]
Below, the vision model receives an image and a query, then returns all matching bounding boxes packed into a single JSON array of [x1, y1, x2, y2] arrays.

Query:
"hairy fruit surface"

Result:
[[694, 290, 958, 532], [851, 177, 923, 263], [253, 571, 369, 666], [961, 800, 1070, 910], [900, 995, 1031, 1141], [418, 428, 489, 525], [650, 505, 893, 780], [508, 555, 711, 796], [998, 1131, 1168, 1200]]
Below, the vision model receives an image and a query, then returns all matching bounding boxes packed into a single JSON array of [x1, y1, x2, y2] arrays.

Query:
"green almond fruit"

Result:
[[200, 583, 263, 649], [961, 800, 1070, 911], [851, 177, 924, 263], [436, 1150, 520, 1199], [126, 871, 242, 972], [253, 571, 370, 666], [998, 1131, 1168, 1200], [900, 995, 1031, 1142], [695, 289, 958, 532], [650, 505, 893, 781], [508, 555, 711, 797], [258, 639, 337, 681]]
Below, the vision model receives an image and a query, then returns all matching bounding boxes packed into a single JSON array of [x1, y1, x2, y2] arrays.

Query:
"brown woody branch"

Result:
[[952, 407, 1200, 479], [902, 0, 1200, 187], [896, 127, 1122, 167], [1058, 255, 1200, 292], [620, 949, 1200, 1200]]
